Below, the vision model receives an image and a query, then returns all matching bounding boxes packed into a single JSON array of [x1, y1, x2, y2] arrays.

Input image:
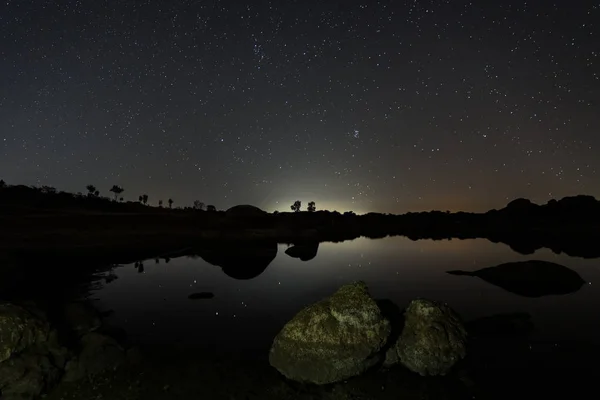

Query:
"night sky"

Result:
[[0, 1, 597, 214]]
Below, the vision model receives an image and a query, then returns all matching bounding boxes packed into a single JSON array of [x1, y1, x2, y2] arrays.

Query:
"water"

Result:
[[93, 236, 600, 355], [4, 236, 599, 399]]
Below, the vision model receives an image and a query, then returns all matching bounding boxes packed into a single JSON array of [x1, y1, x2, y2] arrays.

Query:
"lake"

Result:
[[93, 236, 600, 355], [3, 235, 598, 399]]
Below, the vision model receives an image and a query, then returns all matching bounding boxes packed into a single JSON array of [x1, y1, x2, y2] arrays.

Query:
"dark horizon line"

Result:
[[1, 178, 598, 216]]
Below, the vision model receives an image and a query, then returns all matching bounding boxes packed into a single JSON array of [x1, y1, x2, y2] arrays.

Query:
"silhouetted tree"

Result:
[[86, 185, 97, 197], [0, 179, 5, 188], [168, 198, 173, 208], [158, 200, 163, 207], [206, 204, 216, 212], [119, 197, 124, 202], [138, 195, 143, 202], [40, 185, 56, 194], [109, 185, 124, 201], [307, 201, 316, 212], [193, 200, 205, 210], [291, 200, 301, 212], [94, 190, 99, 197], [142, 194, 148, 205]]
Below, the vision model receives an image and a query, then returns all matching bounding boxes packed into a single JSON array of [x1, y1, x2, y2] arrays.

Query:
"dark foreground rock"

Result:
[[63, 332, 125, 382], [0, 303, 69, 400], [63, 301, 102, 337], [385, 299, 467, 376], [0, 349, 63, 400], [269, 281, 391, 384], [0, 300, 127, 399], [0, 303, 51, 363]]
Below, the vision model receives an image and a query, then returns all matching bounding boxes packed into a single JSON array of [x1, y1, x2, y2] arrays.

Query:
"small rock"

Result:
[[63, 301, 102, 337], [125, 346, 143, 365], [188, 292, 215, 300], [390, 299, 467, 376], [63, 332, 125, 382]]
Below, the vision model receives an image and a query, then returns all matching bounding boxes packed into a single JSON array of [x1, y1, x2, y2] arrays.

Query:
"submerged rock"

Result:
[[446, 260, 585, 297], [269, 281, 390, 384], [63, 332, 125, 382], [0, 302, 50, 363], [63, 301, 102, 337], [188, 292, 215, 299], [386, 299, 467, 376]]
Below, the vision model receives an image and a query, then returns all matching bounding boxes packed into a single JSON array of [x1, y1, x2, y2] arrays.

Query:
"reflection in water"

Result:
[[134, 261, 144, 273], [3, 236, 600, 399], [82, 236, 600, 364], [447, 260, 586, 297], [284, 242, 319, 261], [198, 241, 278, 280]]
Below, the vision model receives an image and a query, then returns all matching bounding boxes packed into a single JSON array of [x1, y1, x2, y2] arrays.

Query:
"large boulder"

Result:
[[269, 281, 391, 384], [386, 299, 467, 376], [0, 350, 62, 400], [0, 303, 68, 400], [63, 332, 125, 382], [0, 303, 50, 363]]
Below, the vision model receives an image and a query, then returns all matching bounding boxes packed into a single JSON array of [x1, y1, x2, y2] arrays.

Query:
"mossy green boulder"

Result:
[[386, 299, 467, 376], [0, 303, 50, 363], [269, 281, 391, 384]]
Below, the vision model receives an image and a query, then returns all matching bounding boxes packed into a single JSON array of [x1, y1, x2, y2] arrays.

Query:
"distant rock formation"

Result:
[[225, 204, 267, 218]]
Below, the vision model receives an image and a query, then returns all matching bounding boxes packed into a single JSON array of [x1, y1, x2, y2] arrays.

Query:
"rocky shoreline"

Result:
[[2, 275, 597, 399], [0, 300, 137, 399], [1, 282, 472, 400]]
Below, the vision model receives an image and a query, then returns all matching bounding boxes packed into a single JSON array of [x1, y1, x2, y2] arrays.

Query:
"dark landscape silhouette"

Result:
[[1, 185, 600, 400], [1, 181, 600, 261]]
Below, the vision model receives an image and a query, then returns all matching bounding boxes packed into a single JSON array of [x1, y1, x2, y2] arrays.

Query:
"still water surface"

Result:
[[93, 237, 600, 355]]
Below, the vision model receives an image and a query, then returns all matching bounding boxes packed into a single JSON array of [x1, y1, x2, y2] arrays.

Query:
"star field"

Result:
[[0, 0, 598, 213]]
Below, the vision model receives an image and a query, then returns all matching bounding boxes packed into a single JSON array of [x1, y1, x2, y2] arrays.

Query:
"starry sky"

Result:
[[0, 0, 598, 214]]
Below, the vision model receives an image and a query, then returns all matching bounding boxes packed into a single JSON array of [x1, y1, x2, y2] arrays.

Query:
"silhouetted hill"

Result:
[[1, 181, 600, 258]]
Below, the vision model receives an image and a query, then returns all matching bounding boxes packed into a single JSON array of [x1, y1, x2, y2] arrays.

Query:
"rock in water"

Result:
[[188, 292, 215, 300], [446, 260, 585, 297], [63, 301, 102, 337], [63, 332, 125, 382], [388, 299, 467, 376], [0, 303, 50, 363], [269, 281, 391, 384]]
